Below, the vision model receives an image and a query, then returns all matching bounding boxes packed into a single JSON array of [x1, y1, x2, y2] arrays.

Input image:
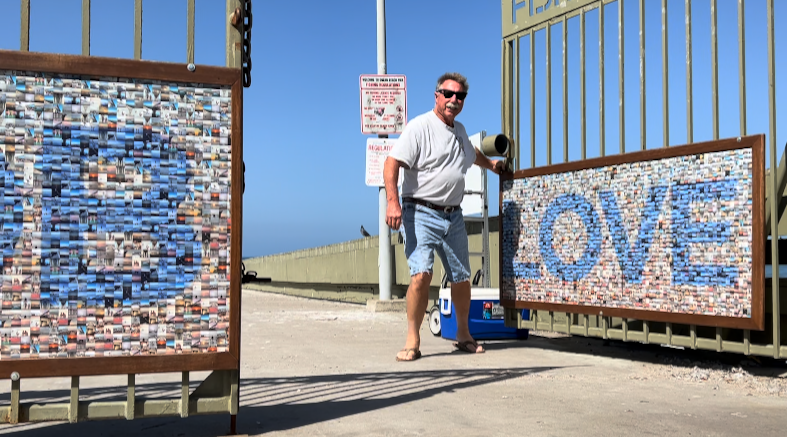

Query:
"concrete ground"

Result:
[[0, 290, 786, 436]]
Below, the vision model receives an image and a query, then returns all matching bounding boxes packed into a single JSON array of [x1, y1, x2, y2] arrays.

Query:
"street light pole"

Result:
[[377, 0, 392, 301]]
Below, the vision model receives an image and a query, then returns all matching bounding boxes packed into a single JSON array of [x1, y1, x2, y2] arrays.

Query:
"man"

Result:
[[384, 73, 505, 362]]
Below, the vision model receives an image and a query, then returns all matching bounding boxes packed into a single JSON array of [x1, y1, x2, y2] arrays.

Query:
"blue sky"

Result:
[[0, 0, 784, 258]]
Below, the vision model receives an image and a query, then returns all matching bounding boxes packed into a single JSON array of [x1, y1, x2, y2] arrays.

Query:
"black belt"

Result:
[[403, 197, 460, 214]]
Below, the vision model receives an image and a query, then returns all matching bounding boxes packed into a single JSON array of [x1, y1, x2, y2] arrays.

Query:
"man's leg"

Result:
[[439, 210, 484, 353], [397, 202, 440, 361], [396, 272, 431, 361], [450, 280, 483, 352]]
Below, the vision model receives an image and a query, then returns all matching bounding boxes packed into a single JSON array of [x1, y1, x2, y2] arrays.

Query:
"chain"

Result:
[[242, 0, 253, 87]]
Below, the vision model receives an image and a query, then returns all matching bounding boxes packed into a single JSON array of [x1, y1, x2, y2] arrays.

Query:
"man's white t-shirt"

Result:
[[389, 110, 475, 207]]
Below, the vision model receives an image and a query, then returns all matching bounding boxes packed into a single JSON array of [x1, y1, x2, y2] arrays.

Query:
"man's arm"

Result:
[[383, 156, 406, 231], [473, 147, 505, 175]]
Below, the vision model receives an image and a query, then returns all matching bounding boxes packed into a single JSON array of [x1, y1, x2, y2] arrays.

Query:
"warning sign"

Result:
[[360, 74, 407, 135], [365, 138, 402, 187]]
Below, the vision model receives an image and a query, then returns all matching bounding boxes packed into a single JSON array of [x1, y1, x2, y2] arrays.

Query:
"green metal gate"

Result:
[[0, 0, 251, 433], [501, 0, 785, 359]]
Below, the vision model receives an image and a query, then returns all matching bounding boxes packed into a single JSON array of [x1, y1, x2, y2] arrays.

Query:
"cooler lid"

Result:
[[438, 287, 500, 301]]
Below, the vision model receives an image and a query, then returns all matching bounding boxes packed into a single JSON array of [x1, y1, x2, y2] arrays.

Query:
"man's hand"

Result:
[[490, 159, 506, 175], [386, 201, 402, 231], [474, 148, 507, 175]]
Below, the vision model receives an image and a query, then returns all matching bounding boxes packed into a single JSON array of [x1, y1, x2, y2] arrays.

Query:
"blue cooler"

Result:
[[438, 287, 529, 341]]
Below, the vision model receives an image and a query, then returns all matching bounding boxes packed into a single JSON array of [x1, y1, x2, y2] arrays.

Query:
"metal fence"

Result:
[[17, 0, 246, 71], [0, 0, 248, 431], [502, 0, 785, 359]]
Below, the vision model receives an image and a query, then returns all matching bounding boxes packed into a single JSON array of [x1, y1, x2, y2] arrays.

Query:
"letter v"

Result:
[[599, 185, 668, 283]]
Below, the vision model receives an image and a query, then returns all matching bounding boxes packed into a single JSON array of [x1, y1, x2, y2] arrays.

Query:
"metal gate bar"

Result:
[[20, 0, 29, 52], [134, 0, 142, 59], [504, 0, 784, 359], [711, 0, 719, 140], [546, 23, 551, 165], [618, 0, 624, 154], [580, 9, 587, 160], [685, 0, 693, 143], [661, 0, 668, 149], [82, 0, 90, 55], [188, 0, 196, 65], [767, 0, 780, 359], [638, 0, 645, 151]]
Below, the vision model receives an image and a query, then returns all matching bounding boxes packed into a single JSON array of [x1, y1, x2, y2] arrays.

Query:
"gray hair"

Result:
[[436, 73, 469, 93]]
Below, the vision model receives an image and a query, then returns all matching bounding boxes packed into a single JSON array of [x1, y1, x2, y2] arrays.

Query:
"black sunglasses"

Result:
[[436, 89, 467, 100]]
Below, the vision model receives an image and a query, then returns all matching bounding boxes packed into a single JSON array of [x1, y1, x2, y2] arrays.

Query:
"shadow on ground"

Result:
[[474, 333, 787, 377], [0, 366, 558, 436]]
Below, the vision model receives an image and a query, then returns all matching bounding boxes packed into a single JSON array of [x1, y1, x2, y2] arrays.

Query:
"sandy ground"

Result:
[[0, 290, 785, 436]]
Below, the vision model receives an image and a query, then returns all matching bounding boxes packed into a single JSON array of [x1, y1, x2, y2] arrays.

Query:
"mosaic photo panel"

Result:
[[501, 139, 764, 328], [0, 71, 232, 360]]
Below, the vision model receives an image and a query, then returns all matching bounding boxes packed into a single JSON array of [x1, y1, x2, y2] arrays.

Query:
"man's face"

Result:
[[434, 79, 466, 121]]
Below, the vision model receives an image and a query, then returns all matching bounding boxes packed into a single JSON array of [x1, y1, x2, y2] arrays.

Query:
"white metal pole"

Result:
[[377, 0, 392, 301]]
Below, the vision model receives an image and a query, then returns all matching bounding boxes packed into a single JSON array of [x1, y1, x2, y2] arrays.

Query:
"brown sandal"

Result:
[[395, 348, 422, 362], [453, 340, 484, 354]]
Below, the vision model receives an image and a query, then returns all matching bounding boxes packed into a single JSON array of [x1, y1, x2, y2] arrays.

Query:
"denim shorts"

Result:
[[401, 201, 471, 283]]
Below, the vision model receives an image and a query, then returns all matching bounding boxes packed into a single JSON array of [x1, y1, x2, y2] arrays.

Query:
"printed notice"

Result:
[[365, 138, 402, 187], [360, 74, 406, 135]]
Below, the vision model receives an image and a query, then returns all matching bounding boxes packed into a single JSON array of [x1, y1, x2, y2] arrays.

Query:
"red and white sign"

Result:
[[365, 138, 402, 187], [360, 74, 407, 135]]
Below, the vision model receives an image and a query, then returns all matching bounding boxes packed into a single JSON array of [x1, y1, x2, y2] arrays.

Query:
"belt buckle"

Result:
[[443, 206, 454, 214]]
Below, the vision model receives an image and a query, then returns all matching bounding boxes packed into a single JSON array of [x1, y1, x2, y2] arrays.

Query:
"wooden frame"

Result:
[[0, 50, 243, 378], [499, 135, 765, 331]]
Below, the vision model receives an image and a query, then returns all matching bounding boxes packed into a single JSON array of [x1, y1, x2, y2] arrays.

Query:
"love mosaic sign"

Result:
[[500, 137, 765, 329]]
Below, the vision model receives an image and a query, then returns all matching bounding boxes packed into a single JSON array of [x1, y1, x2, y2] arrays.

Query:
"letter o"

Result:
[[539, 194, 602, 282]]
